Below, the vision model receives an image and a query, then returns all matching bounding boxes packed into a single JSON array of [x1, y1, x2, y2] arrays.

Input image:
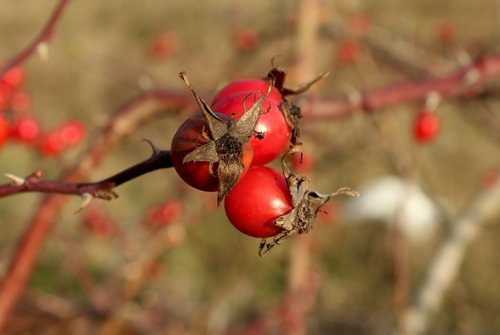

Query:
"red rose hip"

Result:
[[224, 166, 292, 238]]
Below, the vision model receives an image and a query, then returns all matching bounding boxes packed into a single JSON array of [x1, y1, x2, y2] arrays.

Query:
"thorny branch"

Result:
[[0, 89, 194, 331], [0, 0, 72, 78], [0, 143, 173, 199], [301, 54, 500, 119]]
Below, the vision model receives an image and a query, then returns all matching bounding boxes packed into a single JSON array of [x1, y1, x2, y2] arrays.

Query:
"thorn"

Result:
[[37, 42, 50, 62], [74, 193, 93, 214], [4, 173, 26, 186], [143, 139, 162, 156]]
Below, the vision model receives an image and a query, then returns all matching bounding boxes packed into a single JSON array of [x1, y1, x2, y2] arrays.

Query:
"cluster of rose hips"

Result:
[[170, 68, 357, 255], [0, 65, 87, 157]]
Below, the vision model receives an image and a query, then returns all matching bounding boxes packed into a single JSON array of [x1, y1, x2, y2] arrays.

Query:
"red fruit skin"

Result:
[[212, 92, 291, 166], [58, 120, 86, 146], [224, 166, 292, 238], [9, 116, 40, 144], [10, 91, 31, 112], [1, 66, 24, 89], [211, 79, 283, 107], [0, 116, 9, 148], [39, 131, 65, 157], [414, 111, 440, 143], [171, 113, 253, 192]]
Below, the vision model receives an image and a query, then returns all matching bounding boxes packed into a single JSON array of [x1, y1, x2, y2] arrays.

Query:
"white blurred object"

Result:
[[342, 175, 440, 245]]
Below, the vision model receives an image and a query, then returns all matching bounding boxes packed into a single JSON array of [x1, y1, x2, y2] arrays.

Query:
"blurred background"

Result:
[[1, 0, 500, 334]]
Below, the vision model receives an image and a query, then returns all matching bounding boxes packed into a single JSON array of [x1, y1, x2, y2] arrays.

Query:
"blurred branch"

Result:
[[302, 54, 500, 120], [0, 89, 194, 331], [321, 23, 456, 79], [399, 180, 500, 335], [282, 0, 321, 334], [0, 0, 71, 77]]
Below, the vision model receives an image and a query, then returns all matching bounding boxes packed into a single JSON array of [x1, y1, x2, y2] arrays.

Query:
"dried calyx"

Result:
[[259, 146, 360, 256], [266, 66, 329, 145], [179, 71, 274, 205]]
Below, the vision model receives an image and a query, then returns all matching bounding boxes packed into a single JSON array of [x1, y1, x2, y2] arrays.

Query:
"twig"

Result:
[[0, 0, 71, 77], [0, 146, 173, 199], [0, 89, 194, 331], [301, 54, 500, 120], [398, 180, 500, 335]]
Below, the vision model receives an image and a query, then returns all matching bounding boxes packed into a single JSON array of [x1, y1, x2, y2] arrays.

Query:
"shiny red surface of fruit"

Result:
[[171, 113, 253, 192], [224, 166, 292, 238], [212, 92, 290, 165]]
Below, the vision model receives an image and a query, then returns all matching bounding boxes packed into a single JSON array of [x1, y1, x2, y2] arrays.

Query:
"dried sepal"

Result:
[[280, 101, 303, 145], [259, 147, 359, 256], [280, 71, 329, 96], [265, 66, 328, 146], [179, 71, 275, 204], [179, 71, 228, 140]]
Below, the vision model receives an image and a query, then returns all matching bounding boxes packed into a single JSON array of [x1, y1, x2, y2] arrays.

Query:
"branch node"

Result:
[[4, 173, 26, 186]]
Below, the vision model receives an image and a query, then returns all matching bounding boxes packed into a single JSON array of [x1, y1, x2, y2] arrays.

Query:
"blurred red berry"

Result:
[[0, 88, 8, 112], [38, 131, 65, 157], [82, 205, 117, 238], [436, 21, 455, 44], [336, 39, 360, 65], [10, 91, 31, 112], [58, 120, 86, 147], [414, 110, 440, 144], [1, 66, 24, 89], [0, 115, 9, 149], [9, 115, 40, 144], [148, 30, 179, 60], [145, 199, 182, 230], [233, 27, 260, 51]]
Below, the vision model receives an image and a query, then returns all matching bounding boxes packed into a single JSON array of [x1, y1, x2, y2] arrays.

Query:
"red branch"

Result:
[[0, 90, 194, 330], [302, 54, 500, 119], [0, 0, 71, 78]]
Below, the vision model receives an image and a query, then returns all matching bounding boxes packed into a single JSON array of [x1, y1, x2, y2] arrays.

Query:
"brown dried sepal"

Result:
[[265, 66, 329, 146], [179, 71, 274, 205], [259, 146, 359, 256]]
